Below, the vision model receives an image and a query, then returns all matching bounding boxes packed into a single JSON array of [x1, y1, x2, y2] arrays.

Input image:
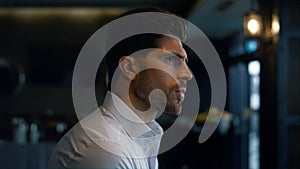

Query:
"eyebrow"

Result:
[[171, 52, 188, 63]]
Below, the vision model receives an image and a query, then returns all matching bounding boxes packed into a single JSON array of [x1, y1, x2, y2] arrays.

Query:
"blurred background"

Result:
[[0, 0, 299, 169]]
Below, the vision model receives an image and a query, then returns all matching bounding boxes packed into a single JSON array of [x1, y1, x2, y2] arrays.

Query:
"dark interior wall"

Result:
[[0, 11, 113, 85], [259, 0, 300, 168], [0, 11, 113, 141], [276, 0, 300, 168]]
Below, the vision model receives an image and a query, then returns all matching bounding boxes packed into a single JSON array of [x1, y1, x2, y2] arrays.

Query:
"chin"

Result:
[[163, 99, 183, 116], [164, 107, 182, 116]]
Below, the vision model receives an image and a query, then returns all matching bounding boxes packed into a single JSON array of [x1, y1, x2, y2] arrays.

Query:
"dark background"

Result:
[[0, 0, 299, 169]]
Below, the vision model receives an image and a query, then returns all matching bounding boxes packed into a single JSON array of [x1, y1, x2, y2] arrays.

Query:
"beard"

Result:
[[164, 97, 182, 116], [130, 69, 184, 116]]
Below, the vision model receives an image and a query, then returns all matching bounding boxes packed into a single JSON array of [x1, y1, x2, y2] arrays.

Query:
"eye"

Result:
[[163, 55, 180, 65], [165, 56, 175, 62]]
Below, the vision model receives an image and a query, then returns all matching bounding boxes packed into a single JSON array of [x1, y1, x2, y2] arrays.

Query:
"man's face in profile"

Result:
[[130, 36, 193, 116]]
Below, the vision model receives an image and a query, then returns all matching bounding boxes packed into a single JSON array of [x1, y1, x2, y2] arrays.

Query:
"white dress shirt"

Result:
[[47, 92, 163, 169]]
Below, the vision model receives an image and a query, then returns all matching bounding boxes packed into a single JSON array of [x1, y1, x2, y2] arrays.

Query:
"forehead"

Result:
[[158, 36, 187, 57], [157, 36, 187, 57], [157, 35, 182, 47]]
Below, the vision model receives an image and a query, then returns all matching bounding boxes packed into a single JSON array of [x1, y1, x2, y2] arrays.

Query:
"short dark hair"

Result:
[[103, 6, 188, 90]]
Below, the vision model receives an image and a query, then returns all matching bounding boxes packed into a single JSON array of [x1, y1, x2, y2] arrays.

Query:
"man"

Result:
[[47, 7, 193, 169]]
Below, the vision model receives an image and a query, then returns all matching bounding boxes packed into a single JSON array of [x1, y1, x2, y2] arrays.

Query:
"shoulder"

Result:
[[47, 138, 133, 168], [79, 108, 127, 142], [47, 109, 134, 169]]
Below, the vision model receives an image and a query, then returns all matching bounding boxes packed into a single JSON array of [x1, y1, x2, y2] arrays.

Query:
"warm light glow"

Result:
[[244, 11, 262, 37], [271, 14, 280, 35], [0, 7, 126, 18], [247, 19, 259, 34]]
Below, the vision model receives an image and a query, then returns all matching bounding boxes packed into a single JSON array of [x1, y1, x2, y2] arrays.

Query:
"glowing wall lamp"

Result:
[[243, 10, 263, 38], [243, 8, 280, 44], [271, 12, 280, 35], [271, 11, 280, 43]]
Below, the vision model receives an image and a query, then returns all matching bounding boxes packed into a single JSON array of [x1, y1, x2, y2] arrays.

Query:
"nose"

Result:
[[178, 62, 193, 82]]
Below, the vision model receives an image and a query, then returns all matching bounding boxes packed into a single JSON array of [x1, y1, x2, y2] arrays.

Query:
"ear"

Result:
[[118, 56, 139, 80]]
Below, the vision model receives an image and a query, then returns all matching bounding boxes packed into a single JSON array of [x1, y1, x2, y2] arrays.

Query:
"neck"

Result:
[[113, 90, 158, 124]]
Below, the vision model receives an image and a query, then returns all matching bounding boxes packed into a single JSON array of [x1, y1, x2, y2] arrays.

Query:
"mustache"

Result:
[[169, 82, 187, 92]]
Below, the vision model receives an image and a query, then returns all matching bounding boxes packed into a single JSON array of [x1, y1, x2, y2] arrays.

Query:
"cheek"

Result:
[[132, 68, 179, 93], [148, 69, 179, 92]]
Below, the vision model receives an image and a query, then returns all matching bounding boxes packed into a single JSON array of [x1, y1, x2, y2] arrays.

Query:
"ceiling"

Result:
[[189, 0, 252, 38], [0, 0, 251, 39]]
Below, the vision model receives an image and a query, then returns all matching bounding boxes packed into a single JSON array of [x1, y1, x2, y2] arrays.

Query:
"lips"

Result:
[[174, 88, 186, 94], [173, 88, 186, 103]]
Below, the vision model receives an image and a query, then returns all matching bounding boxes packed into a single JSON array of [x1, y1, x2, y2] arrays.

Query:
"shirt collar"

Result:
[[102, 91, 163, 138]]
